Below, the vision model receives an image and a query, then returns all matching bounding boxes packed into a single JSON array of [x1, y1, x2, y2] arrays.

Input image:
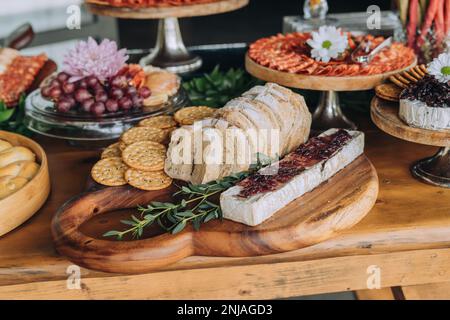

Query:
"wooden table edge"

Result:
[[1, 247, 450, 299]]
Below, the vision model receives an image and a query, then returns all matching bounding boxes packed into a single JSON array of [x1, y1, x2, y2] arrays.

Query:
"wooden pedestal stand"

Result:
[[246, 54, 416, 131], [371, 97, 450, 188], [87, 0, 249, 73]]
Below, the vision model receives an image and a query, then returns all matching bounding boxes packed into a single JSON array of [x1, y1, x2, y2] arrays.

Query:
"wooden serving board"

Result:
[[51, 155, 378, 274], [86, 0, 249, 19], [245, 54, 417, 91], [371, 97, 450, 147]]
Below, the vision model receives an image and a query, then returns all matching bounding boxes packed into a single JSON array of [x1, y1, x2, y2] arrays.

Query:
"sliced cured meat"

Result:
[[248, 33, 415, 77]]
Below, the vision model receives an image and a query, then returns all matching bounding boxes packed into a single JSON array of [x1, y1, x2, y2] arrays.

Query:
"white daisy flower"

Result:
[[427, 53, 450, 83], [306, 26, 348, 63]]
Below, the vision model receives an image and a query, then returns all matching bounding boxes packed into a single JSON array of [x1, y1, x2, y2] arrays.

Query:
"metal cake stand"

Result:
[[86, 0, 249, 74]]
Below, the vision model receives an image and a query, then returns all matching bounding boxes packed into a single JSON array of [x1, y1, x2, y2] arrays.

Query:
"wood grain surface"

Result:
[[371, 97, 450, 147], [0, 131, 50, 236], [52, 156, 378, 274], [245, 54, 417, 91], [0, 115, 449, 298], [86, 0, 249, 19]]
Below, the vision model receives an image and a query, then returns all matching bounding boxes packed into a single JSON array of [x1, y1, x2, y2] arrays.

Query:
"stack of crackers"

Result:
[[91, 106, 216, 191], [375, 64, 428, 102]]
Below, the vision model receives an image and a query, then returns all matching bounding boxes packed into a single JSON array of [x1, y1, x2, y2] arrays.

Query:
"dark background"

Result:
[[119, 0, 393, 49]]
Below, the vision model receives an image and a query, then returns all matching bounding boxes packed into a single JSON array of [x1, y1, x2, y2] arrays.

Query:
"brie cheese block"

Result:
[[220, 129, 365, 226], [399, 99, 450, 131]]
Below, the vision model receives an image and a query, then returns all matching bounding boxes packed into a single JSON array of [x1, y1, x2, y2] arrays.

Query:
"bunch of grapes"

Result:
[[41, 72, 151, 116]]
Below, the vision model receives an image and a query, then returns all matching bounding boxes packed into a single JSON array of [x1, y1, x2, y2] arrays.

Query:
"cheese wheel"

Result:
[[0, 160, 40, 180], [0, 175, 28, 200], [0, 139, 12, 152], [0, 147, 35, 168]]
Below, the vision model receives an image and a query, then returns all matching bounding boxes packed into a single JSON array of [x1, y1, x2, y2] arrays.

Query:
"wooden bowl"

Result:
[[0, 130, 50, 236]]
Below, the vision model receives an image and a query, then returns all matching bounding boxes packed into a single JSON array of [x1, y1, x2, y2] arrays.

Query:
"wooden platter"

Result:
[[371, 97, 450, 147], [86, 0, 249, 19], [52, 155, 378, 274], [0, 131, 50, 236], [245, 54, 418, 91]]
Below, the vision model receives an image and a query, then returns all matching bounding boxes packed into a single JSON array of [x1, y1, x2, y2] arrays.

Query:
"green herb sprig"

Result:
[[183, 65, 262, 108], [104, 153, 274, 240]]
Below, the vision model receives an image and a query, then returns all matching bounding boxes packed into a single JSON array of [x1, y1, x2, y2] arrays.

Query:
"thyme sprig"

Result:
[[104, 153, 274, 240]]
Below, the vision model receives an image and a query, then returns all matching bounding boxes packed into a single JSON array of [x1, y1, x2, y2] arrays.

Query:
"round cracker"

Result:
[[91, 157, 128, 186], [389, 76, 408, 89], [174, 106, 216, 125], [101, 142, 121, 159], [138, 115, 177, 129], [125, 169, 172, 191], [121, 126, 168, 145], [375, 83, 402, 100], [418, 64, 428, 75], [119, 141, 128, 151], [122, 141, 166, 171], [376, 92, 399, 102]]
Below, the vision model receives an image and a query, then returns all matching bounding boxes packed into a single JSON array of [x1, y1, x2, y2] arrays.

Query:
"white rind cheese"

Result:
[[399, 99, 450, 131], [220, 129, 365, 226]]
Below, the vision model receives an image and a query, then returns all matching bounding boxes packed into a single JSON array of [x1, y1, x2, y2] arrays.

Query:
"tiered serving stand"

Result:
[[245, 54, 416, 131], [86, 0, 249, 73], [371, 97, 450, 188]]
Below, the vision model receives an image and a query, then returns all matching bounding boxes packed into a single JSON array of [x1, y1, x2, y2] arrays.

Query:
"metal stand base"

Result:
[[139, 17, 202, 74], [312, 91, 357, 131], [411, 147, 450, 188]]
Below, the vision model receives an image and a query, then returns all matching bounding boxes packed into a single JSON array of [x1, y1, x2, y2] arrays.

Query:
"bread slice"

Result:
[[0, 140, 12, 152], [220, 129, 364, 226], [0, 146, 35, 168], [284, 93, 311, 153], [191, 126, 224, 185], [164, 126, 195, 182], [223, 97, 279, 157]]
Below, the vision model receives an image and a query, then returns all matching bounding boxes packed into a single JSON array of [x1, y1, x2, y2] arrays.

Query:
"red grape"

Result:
[[91, 102, 106, 116], [111, 75, 127, 88], [95, 91, 108, 103], [126, 86, 137, 95], [138, 86, 151, 98], [49, 79, 61, 88], [74, 88, 92, 103], [62, 82, 76, 94], [49, 87, 62, 100], [81, 98, 95, 112], [62, 95, 76, 108], [110, 88, 124, 100], [118, 97, 133, 110], [86, 75, 99, 87], [78, 79, 88, 89], [57, 72, 70, 82], [105, 99, 119, 112], [56, 99, 72, 112], [41, 86, 52, 98], [132, 96, 143, 108]]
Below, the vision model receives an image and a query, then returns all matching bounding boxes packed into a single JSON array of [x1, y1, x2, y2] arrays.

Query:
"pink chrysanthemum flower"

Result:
[[63, 37, 128, 82]]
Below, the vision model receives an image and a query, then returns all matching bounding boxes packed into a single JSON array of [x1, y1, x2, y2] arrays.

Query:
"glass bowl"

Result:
[[24, 88, 190, 148]]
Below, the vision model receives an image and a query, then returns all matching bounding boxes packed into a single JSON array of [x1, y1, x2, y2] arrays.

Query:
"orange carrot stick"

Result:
[[445, 0, 450, 34], [408, 0, 419, 47], [418, 0, 440, 47], [436, 0, 445, 45]]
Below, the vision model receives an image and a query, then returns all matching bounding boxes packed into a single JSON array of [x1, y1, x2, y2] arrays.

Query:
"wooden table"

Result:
[[0, 115, 449, 300]]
